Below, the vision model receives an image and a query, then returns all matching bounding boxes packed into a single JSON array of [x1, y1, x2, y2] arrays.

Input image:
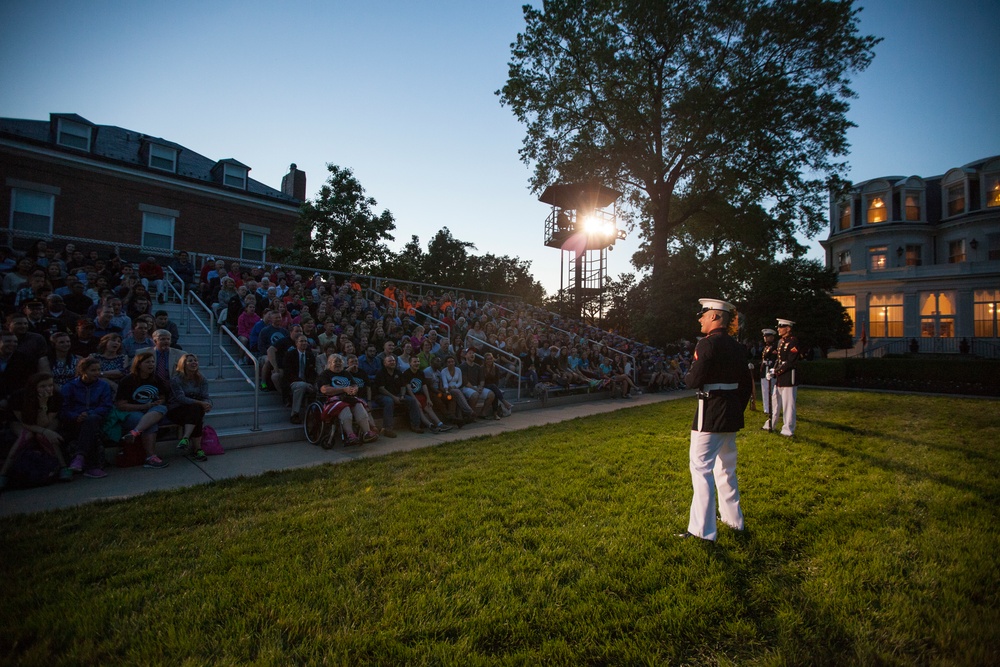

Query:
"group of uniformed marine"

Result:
[[676, 298, 799, 542]]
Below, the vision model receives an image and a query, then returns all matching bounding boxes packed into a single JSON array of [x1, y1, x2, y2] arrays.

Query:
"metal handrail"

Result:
[[164, 264, 185, 313], [185, 291, 217, 368], [218, 324, 261, 431], [465, 338, 522, 401], [368, 286, 398, 311], [413, 309, 451, 342]]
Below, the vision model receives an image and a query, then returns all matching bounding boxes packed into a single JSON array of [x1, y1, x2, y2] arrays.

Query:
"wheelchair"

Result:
[[303, 400, 341, 449]]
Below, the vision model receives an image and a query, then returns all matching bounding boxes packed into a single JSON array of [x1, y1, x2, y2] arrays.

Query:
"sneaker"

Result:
[[144, 455, 169, 469], [345, 434, 361, 446], [59, 467, 73, 482], [437, 423, 454, 432], [69, 453, 85, 473], [428, 424, 441, 433], [121, 430, 139, 445], [176, 437, 190, 450], [192, 449, 208, 462], [84, 467, 108, 479], [362, 430, 379, 443], [382, 428, 398, 438]]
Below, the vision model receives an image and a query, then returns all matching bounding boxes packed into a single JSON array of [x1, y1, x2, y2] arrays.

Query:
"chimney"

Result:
[[281, 163, 307, 201]]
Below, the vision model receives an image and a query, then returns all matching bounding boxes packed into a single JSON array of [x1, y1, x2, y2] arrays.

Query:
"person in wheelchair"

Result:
[[315, 354, 378, 446]]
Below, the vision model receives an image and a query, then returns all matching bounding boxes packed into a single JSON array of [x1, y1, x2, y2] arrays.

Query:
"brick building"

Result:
[[0, 112, 305, 262]]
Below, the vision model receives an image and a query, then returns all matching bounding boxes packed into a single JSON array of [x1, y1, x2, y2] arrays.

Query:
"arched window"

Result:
[[867, 196, 887, 223]]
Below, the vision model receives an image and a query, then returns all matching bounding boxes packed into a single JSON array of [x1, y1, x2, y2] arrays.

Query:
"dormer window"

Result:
[[838, 201, 851, 230], [867, 196, 887, 224], [985, 171, 1000, 208], [947, 184, 965, 216], [223, 163, 247, 189], [904, 193, 921, 220], [149, 144, 178, 172], [56, 118, 91, 151]]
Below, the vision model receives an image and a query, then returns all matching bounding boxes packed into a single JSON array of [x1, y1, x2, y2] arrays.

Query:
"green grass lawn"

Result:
[[2, 390, 998, 665]]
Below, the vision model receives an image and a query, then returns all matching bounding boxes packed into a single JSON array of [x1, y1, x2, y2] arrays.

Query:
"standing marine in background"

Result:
[[677, 298, 752, 542], [759, 328, 778, 431], [768, 318, 799, 437]]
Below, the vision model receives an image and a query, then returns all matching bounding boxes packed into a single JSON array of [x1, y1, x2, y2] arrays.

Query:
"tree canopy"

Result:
[[499, 0, 879, 325], [273, 164, 396, 274]]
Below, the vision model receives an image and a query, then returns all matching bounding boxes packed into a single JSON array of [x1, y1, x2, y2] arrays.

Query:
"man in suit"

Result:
[[138, 329, 184, 384], [281, 335, 318, 424]]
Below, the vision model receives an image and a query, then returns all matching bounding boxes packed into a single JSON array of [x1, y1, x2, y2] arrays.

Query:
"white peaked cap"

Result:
[[762, 328, 776, 335], [698, 298, 736, 314], [776, 318, 795, 327]]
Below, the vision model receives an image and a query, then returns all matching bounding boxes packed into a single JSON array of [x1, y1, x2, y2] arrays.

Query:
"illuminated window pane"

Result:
[[986, 173, 1000, 208], [905, 245, 922, 266], [869, 246, 887, 271], [905, 193, 921, 220], [833, 295, 856, 337], [867, 196, 887, 223], [839, 203, 851, 230]]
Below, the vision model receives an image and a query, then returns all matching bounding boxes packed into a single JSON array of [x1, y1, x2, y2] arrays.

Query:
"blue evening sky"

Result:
[[1, 0, 996, 294]]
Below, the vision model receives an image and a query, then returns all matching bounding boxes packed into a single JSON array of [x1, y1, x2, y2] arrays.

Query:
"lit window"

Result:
[[223, 164, 247, 189], [986, 173, 1000, 208], [869, 246, 887, 271], [837, 250, 852, 272], [869, 293, 903, 337], [241, 231, 266, 262], [904, 193, 921, 221], [867, 196, 887, 223], [9, 188, 55, 234], [974, 289, 1000, 337], [905, 245, 922, 267], [948, 240, 966, 264], [839, 202, 851, 230], [56, 118, 91, 151], [833, 295, 856, 337], [142, 212, 175, 250], [947, 184, 965, 216], [149, 144, 178, 172], [920, 291, 956, 339]]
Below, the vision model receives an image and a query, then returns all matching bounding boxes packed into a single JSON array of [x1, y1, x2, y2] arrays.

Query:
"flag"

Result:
[[860, 324, 867, 346]]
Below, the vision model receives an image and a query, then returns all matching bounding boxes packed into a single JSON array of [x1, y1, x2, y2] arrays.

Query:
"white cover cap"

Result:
[[698, 298, 736, 314], [776, 318, 795, 327], [762, 328, 777, 335]]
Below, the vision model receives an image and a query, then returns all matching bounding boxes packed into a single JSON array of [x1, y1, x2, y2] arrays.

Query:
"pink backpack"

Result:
[[201, 425, 224, 455]]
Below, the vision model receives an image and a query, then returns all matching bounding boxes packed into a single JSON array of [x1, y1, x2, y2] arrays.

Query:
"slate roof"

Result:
[[0, 114, 300, 205]]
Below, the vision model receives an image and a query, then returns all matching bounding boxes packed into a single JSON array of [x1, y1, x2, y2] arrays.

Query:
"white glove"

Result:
[[766, 370, 775, 380]]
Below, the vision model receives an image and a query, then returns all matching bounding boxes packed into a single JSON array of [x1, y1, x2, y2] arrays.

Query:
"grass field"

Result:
[[1, 390, 998, 665]]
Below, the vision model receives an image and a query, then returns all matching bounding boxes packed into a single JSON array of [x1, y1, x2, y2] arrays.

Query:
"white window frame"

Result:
[[984, 171, 1000, 209], [946, 183, 966, 217], [868, 245, 888, 272], [241, 230, 267, 262], [9, 187, 55, 235], [948, 239, 966, 264], [141, 211, 176, 251], [865, 194, 888, 224], [838, 200, 852, 230], [837, 249, 852, 272], [148, 144, 178, 173], [223, 164, 248, 189], [56, 118, 91, 151]]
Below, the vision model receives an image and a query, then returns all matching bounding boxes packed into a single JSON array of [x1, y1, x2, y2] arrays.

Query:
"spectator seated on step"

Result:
[[373, 353, 422, 437], [282, 335, 318, 424], [167, 353, 213, 461], [115, 351, 170, 468], [137, 256, 166, 303], [153, 310, 181, 349], [316, 353, 377, 445]]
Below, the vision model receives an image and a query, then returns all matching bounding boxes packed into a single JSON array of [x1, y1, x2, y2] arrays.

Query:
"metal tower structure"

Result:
[[539, 182, 624, 321]]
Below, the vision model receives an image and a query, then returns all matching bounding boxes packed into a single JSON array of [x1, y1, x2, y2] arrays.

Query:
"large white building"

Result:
[[821, 155, 1000, 356]]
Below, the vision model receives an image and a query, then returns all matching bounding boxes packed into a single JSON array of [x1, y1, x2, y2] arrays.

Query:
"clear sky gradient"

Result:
[[1, 0, 997, 294]]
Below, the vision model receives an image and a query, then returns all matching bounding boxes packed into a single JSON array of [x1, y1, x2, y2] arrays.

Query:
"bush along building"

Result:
[[822, 155, 1000, 357], [1, 112, 305, 263]]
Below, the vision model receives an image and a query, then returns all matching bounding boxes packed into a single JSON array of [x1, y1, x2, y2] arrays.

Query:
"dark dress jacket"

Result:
[[684, 328, 752, 433], [774, 335, 800, 387]]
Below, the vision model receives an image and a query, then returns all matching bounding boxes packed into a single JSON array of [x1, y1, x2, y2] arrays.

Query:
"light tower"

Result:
[[539, 182, 624, 321]]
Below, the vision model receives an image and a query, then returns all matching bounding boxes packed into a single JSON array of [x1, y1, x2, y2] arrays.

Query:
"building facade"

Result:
[[1, 113, 305, 262], [821, 155, 1000, 355]]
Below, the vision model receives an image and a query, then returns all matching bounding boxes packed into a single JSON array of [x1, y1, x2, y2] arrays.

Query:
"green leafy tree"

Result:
[[499, 0, 879, 326], [468, 253, 546, 303], [272, 164, 395, 273], [423, 227, 476, 288], [382, 235, 426, 284]]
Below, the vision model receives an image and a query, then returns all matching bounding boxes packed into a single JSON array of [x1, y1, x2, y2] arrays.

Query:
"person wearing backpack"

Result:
[[0, 373, 73, 490]]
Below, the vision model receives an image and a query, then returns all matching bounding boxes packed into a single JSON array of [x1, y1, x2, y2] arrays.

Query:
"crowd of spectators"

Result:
[[0, 241, 691, 485], [0, 241, 208, 490]]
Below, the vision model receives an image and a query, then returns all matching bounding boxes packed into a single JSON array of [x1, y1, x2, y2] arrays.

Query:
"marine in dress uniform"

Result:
[[759, 328, 778, 427], [767, 318, 799, 437], [677, 298, 753, 542]]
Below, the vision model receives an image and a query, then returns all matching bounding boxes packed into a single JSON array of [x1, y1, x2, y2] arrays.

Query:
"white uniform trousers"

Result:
[[773, 386, 797, 436], [759, 378, 772, 415], [762, 382, 782, 430], [687, 430, 744, 541]]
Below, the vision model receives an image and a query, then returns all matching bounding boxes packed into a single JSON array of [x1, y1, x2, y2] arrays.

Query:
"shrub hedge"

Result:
[[799, 357, 1000, 396]]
